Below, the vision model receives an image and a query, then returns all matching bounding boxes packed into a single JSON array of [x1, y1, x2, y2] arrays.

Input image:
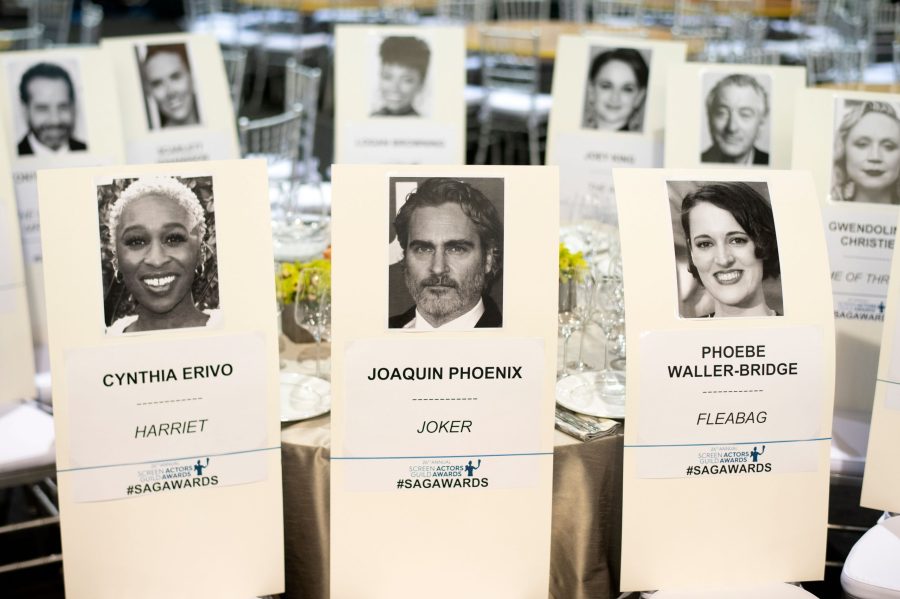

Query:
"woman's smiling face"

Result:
[[590, 59, 643, 129], [688, 201, 764, 311], [116, 193, 201, 315]]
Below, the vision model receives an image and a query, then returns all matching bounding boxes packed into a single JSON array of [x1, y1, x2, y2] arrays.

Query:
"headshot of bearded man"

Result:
[[17, 62, 87, 156], [390, 178, 503, 330]]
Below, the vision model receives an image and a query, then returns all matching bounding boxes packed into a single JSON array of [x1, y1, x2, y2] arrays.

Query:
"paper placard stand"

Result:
[[37, 160, 282, 598], [330, 165, 558, 598], [0, 47, 126, 347], [0, 118, 34, 402], [792, 88, 900, 415], [546, 35, 685, 223], [334, 25, 466, 165], [101, 33, 240, 164], [614, 168, 835, 590], [861, 205, 900, 512]]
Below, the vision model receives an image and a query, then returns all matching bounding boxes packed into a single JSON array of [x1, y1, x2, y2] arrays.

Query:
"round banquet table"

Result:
[[280, 415, 624, 599]]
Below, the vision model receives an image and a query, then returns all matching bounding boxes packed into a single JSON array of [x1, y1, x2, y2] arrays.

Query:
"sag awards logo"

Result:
[[685, 444, 773, 477], [126, 456, 220, 496], [396, 457, 490, 489]]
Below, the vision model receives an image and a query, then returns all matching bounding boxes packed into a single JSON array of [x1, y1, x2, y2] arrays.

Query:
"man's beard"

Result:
[[33, 124, 73, 150], [405, 267, 486, 323]]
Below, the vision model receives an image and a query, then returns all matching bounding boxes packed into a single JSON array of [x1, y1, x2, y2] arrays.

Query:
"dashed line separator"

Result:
[[701, 390, 763, 394], [411, 397, 478, 401], [137, 397, 203, 406]]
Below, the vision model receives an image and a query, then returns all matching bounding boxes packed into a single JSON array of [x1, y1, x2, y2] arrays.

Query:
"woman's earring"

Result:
[[196, 261, 205, 278], [111, 257, 123, 283], [843, 181, 856, 201]]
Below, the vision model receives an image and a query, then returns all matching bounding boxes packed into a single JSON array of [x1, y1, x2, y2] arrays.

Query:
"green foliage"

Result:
[[559, 243, 588, 281], [276, 258, 331, 305]]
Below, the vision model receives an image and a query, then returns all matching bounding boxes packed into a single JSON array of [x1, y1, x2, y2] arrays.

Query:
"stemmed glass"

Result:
[[590, 260, 626, 402], [294, 266, 331, 380], [558, 267, 594, 378]]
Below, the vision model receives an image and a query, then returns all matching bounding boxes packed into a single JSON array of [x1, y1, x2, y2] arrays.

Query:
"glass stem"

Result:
[[562, 332, 571, 376], [576, 324, 587, 368], [314, 317, 322, 379]]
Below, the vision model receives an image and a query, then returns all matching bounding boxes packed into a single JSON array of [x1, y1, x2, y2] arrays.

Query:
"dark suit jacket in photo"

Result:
[[388, 295, 502, 329], [700, 144, 769, 165], [17, 135, 87, 156]]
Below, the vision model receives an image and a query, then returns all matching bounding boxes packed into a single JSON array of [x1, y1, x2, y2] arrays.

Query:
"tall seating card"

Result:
[[664, 64, 805, 170], [330, 165, 558, 598], [101, 33, 240, 165], [861, 214, 900, 512], [547, 35, 685, 223], [614, 169, 835, 589], [0, 47, 125, 345], [0, 121, 35, 402], [334, 25, 466, 164], [792, 88, 900, 412], [37, 160, 283, 598]]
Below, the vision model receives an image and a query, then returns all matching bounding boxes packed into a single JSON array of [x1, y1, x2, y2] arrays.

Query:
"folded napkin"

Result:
[[555, 406, 620, 442]]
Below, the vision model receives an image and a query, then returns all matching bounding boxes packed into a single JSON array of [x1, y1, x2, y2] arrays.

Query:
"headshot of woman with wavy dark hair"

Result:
[[679, 181, 782, 318]]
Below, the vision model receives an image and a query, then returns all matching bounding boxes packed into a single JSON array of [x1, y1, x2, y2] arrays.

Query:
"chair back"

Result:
[[0, 24, 45, 51], [479, 27, 541, 97], [221, 47, 248, 115], [672, 0, 716, 38], [496, 0, 550, 21], [183, 0, 243, 24], [238, 104, 304, 170], [80, 1, 104, 45], [592, 0, 645, 26], [436, 0, 491, 22], [559, 0, 588, 22], [806, 46, 866, 86], [26, 0, 73, 46], [284, 59, 322, 182]]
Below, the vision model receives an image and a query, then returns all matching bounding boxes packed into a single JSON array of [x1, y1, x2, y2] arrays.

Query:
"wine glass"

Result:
[[294, 266, 331, 380], [558, 268, 593, 378]]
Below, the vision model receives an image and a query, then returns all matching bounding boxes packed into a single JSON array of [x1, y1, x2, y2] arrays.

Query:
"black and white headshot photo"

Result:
[[11, 60, 88, 157], [669, 180, 783, 319], [831, 98, 900, 204], [98, 176, 221, 335], [388, 177, 504, 330], [582, 46, 650, 133], [700, 72, 772, 166], [371, 35, 431, 117], [135, 42, 201, 129]]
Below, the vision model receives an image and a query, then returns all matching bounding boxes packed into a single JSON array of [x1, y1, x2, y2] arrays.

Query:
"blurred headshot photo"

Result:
[[136, 42, 201, 129], [371, 36, 431, 117], [701, 72, 771, 166], [831, 98, 900, 204], [16, 61, 87, 156], [582, 46, 650, 133]]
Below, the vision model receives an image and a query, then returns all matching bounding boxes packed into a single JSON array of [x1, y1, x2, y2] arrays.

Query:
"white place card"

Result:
[[37, 160, 282, 598], [547, 35, 685, 223], [664, 63, 806, 170], [862, 207, 900, 512], [0, 47, 125, 346], [0, 118, 35, 402], [330, 166, 558, 598], [614, 169, 835, 589], [101, 33, 240, 164], [792, 87, 900, 413], [334, 25, 466, 164]]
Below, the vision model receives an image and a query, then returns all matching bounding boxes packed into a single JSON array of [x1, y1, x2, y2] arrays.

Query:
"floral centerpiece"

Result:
[[276, 250, 331, 342]]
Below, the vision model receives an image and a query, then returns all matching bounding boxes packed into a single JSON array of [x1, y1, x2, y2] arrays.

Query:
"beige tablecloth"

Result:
[[280, 416, 623, 598]]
